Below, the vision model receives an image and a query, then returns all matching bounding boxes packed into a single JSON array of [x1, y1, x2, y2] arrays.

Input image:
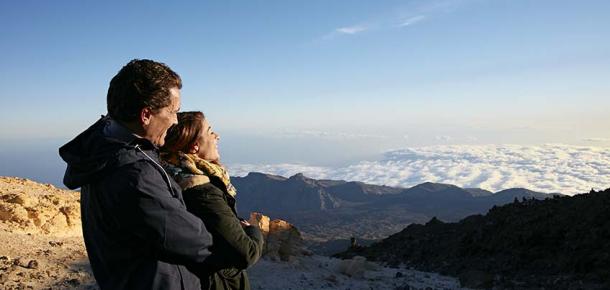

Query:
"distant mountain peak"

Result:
[[244, 172, 286, 181], [287, 173, 317, 185], [289, 172, 307, 179], [412, 182, 459, 192]]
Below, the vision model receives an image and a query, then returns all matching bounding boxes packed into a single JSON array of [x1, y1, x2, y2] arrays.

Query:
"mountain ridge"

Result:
[[232, 172, 563, 253], [233, 172, 560, 215]]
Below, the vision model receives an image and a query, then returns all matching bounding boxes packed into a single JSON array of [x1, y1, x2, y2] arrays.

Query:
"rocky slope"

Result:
[[337, 188, 610, 289], [0, 177, 96, 289]]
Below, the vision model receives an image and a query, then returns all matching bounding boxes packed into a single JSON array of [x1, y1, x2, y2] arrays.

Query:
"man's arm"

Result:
[[184, 184, 264, 270], [107, 161, 213, 264]]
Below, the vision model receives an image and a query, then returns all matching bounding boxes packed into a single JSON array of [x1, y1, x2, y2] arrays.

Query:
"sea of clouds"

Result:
[[228, 144, 610, 195]]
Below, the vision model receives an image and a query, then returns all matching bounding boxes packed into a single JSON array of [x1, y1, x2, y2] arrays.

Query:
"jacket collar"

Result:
[[103, 117, 157, 150]]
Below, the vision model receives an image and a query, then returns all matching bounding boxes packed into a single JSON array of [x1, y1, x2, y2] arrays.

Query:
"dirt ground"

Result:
[[0, 177, 96, 290]]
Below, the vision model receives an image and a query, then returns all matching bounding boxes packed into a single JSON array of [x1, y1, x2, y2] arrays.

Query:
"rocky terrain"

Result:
[[0, 177, 96, 289], [337, 188, 610, 289]]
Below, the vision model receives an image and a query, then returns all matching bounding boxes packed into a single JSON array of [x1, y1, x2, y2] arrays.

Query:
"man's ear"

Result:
[[140, 107, 153, 126]]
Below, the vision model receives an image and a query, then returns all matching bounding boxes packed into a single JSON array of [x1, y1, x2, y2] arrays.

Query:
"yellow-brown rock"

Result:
[[0, 176, 95, 289], [249, 212, 308, 261], [0, 177, 81, 236], [248, 212, 270, 235]]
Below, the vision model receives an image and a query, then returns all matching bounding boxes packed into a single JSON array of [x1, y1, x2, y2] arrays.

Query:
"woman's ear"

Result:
[[190, 142, 200, 154]]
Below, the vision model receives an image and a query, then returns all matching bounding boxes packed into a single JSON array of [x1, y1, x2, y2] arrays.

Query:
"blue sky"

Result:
[[1, 1, 609, 188]]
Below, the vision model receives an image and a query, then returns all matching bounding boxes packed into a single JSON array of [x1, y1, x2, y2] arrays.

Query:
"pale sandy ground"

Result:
[[0, 231, 96, 289], [0, 177, 467, 290], [0, 177, 97, 290]]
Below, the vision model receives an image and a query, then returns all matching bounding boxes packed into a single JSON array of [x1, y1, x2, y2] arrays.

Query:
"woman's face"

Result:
[[193, 118, 220, 162]]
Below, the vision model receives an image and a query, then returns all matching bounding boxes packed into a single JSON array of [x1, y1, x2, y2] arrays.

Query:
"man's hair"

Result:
[[162, 111, 206, 154], [107, 59, 182, 122]]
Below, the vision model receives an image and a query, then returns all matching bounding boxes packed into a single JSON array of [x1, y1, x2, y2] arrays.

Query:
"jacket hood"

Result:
[[59, 116, 154, 189]]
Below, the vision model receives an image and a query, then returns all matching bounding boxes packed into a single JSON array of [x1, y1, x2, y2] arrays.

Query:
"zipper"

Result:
[[135, 144, 177, 197]]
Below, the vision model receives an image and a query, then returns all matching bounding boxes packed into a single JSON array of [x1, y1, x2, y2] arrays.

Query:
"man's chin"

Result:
[[150, 139, 164, 148], [154, 135, 167, 147]]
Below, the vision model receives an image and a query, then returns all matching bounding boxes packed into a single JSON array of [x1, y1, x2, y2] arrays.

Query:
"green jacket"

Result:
[[183, 178, 264, 290]]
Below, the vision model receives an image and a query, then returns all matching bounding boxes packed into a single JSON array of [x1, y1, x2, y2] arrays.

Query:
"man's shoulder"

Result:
[[111, 157, 166, 183], [99, 149, 163, 185]]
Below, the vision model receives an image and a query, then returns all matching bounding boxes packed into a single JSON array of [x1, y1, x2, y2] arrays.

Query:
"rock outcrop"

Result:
[[0, 177, 81, 235], [249, 212, 309, 261]]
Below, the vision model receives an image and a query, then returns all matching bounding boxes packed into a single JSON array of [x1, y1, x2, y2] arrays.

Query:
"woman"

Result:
[[161, 111, 263, 290]]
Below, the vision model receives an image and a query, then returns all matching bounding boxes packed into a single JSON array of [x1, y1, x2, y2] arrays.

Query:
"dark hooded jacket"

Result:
[[59, 116, 213, 290]]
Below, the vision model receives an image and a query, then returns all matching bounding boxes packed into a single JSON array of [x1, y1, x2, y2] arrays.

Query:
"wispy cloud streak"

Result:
[[398, 15, 426, 27], [336, 25, 367, 35], [320, 0, 474, 40]]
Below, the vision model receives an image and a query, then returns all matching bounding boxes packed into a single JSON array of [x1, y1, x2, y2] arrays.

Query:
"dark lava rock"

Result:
[[458, 270, 493, 289], [337, 187, 610, 289]]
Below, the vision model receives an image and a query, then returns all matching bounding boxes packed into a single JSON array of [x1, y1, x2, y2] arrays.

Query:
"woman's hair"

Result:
[[162, 111, 205, 153]]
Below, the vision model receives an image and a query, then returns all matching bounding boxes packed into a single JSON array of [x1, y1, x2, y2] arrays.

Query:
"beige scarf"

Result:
[[162, 151, 237, 197]]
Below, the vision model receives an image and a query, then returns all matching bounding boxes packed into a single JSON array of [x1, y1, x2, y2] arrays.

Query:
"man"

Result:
[[59, 59, 213, 289]]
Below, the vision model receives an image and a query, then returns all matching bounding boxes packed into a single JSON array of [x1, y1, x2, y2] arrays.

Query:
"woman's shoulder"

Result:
[[183, 178, 225, 198], [182, 179, 236, 216], [179, 174, 211, 191]]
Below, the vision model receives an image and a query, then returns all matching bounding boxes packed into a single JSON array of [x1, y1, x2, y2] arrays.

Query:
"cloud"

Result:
[[583, 138, 610, 143], [320, 0, 475, 40], [322, 24, 369, 40], [229, 144, 610, 195], [398, 15, 426, 27], [336, 25, 367, 35]]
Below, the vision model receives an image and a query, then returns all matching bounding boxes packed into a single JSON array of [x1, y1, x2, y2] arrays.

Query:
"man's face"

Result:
[[142, 87, 181, 147]]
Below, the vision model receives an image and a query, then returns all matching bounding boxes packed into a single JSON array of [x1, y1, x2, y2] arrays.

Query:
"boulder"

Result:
[[249, 212, 308, 261], [248, 212, 270, 236]]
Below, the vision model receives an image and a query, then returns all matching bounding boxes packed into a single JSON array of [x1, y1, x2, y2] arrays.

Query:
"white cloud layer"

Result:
[[229, 144, 610, 195]]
